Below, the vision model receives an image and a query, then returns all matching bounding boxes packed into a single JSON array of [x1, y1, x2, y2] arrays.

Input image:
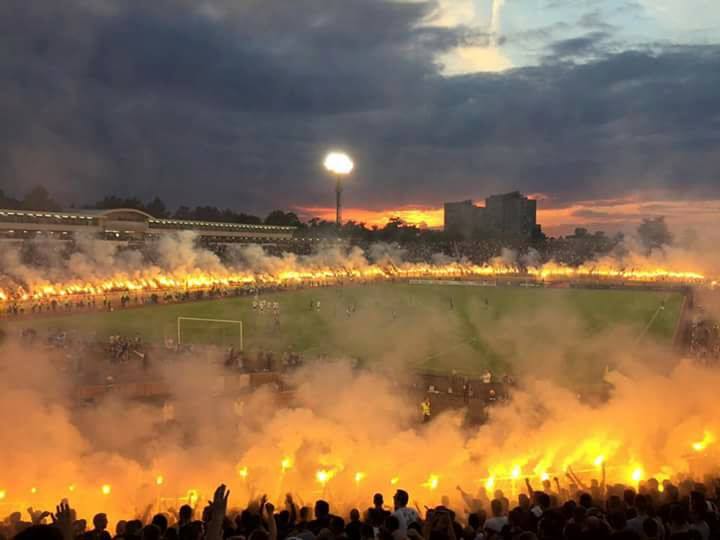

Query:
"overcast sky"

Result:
[[1, 0, 719, 234]]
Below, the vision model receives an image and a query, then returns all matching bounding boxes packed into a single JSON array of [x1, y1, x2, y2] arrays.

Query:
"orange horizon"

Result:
[[295, 197, 720, 236]]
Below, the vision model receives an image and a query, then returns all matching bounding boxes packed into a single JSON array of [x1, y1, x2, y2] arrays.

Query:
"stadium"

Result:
[[0, 206, 720, 536], [1, 200, 719, 525], [2, 3, 720, 537]]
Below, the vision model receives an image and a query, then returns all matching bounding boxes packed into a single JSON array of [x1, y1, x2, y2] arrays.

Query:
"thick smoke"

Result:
[[0, 228, 716, 302], [0, 334, 718, 525], [0, 229, 717, 523]]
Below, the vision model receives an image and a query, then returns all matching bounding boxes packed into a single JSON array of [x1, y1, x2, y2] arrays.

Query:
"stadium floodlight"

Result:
[[323, 151, 354, 227], [323, 152, 354, 175]]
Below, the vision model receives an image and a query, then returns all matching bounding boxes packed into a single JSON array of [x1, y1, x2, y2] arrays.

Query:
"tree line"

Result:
[[0, 185, 674, 252], [0, 186, 302, 227]]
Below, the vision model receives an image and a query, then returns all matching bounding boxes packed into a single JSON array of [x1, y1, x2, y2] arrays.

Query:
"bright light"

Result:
[[631, 468, 644, 483], [540, 472, 550, 482], [281, 457, 293, 472], [101, 484, 112, 495], [156, 475, 164, 486], [390, 476, 400, 486], [68, 485, 76, 493], [511, 466, 521, 479], [485, 477, 495, 491], [692, 431, 714, 452], [237, 466, 249, 479], [594, 455, 605, 467], [354, 472, 366, 484], [323, 152, 354, 175], [423, 474, 440, 490], [187, 490, 199, 505], [0, 490, 6, 500], [30, 487, 38, 495], [316, 469, 333, 486]]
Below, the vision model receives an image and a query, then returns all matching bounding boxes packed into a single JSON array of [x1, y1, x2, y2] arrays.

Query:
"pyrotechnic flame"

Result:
[[692, 431, 715, 452], [0, 256, 707, 306], [594, 455, 605, 467], [316, 469, 334, 486], [423, 474, 440, 490], [630, 467, 644, 483]]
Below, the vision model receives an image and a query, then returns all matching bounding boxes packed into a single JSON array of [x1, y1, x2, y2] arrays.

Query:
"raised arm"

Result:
[[525, 478, 534, 498], [52, 500, 74, 540], [262, 501, 277, 540], [456, 486, 476, 512], [205, 485, 230, 540], [140, 503, 154, 524], [285, 494, 297, 527], [566, 466, 588, 491]]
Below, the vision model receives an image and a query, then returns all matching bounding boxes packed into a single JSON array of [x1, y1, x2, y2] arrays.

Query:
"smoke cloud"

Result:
[[0, 337, 717, 527], [0, 230, 714, 303]]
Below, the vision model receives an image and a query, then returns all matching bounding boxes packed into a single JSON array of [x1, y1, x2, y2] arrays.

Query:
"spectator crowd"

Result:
[[4, 472, 720, 540]]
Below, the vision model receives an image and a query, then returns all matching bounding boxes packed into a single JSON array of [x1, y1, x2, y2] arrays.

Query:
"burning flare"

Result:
[[0, 256, 707, 307]]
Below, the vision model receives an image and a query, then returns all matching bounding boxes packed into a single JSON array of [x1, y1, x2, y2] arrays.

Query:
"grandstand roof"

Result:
[[0, 208, 296, 231]]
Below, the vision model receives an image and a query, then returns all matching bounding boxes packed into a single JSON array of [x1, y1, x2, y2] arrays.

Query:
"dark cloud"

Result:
[[544, 31, 612, 61], [578, 10, 617, 32], [0, 0, 719, 217]]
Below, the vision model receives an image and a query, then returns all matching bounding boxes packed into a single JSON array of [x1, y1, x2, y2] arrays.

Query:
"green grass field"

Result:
[[1, 284, 683, 382]]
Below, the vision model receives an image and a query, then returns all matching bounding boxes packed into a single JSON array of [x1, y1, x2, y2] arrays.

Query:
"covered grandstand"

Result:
[[0, 208, 297, 245]]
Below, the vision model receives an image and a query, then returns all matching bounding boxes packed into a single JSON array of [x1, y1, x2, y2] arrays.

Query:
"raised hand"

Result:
[[205, 485, 230, 540], [211, 484, 230, 518], [32, 510, 51, 525], [53, 500, 74, 540], [261, 499, 277, 540]]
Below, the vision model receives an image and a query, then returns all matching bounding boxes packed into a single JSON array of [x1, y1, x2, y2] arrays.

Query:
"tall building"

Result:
[[444, 191, 540, 239], [485, 191, 538, 238], [443, 200, 483, 238]]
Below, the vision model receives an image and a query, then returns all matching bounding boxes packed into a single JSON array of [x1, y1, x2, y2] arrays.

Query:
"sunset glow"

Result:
[[296, 206, 444, 228], [297, 195, 720, 236]]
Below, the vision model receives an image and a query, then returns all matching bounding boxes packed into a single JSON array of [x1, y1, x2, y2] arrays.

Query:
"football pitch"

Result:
[[2, 283, 683, 381]]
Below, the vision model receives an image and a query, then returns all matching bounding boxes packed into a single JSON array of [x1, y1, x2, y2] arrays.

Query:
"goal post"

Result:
[[177, 317, 244, 351]]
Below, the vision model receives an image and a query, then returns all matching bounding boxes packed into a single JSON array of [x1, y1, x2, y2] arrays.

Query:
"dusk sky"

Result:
[[1, 0, 719, 235]]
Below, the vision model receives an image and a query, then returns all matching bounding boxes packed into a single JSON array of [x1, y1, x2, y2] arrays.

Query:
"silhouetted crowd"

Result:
[[4, 474, 720, 540]]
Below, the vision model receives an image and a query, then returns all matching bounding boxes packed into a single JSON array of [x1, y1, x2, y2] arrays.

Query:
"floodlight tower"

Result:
[[323, 151, 354, 228]]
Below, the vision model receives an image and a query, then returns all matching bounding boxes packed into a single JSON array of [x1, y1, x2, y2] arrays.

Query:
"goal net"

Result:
[[177, 317, 244, 350]]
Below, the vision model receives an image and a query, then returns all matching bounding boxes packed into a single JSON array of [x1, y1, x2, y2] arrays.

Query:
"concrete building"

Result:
[[485, 191, 538, 238], [444, 200, 483, 237], [0, 207, 297, 245], [444, 192, 540, 239]]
